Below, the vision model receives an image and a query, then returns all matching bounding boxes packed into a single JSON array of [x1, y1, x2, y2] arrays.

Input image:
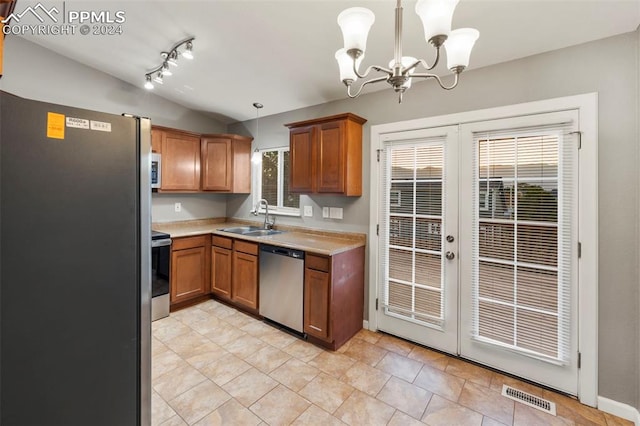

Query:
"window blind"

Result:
[[471, 123, 576, 364], [379, 136, 447, 328]]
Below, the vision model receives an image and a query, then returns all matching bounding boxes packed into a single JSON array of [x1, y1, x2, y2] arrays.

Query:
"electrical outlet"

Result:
[[174, 202, 182, 213], [322, 207, 329, 218], [303, 205, 313, 217], [329, 207, 343, 219]]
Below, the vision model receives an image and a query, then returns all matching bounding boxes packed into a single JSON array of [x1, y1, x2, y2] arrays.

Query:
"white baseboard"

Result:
[[598, 396, 640, 425], [362, 320, 369, 330]]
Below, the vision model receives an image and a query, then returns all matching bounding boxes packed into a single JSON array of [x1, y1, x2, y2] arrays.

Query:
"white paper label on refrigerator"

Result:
[[66, 117, 90, 130], [90, 120, 112, 132]]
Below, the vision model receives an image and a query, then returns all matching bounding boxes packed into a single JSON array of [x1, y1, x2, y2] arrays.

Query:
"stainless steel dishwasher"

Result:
[[259, 244, 305, 333]]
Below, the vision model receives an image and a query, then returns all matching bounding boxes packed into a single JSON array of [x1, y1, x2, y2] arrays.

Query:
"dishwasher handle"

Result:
[[260, 244, 305, 260]]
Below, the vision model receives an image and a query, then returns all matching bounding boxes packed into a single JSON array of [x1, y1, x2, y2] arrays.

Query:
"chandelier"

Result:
[[335, 0, 478, 102]]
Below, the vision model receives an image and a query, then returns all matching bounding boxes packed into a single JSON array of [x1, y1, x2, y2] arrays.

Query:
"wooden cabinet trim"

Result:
[[153, 125, 201, 138], [284, 113, 367, 128]]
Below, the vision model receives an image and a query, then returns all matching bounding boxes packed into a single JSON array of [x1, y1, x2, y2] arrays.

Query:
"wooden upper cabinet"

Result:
[[285, 113, 366, 196], [201, 134, 253, 193], [160, 128, 201, 191], [201, 137, 232, 191], [151, 126, 252, 193], [151, 128, 163, 154], [317, 121, 345, 193], [289, 126, 316, 193]]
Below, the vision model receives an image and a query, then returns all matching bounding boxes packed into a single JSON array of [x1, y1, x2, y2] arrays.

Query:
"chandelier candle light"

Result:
[[335, 0, 479, 102], [144, 37, 195, 90]]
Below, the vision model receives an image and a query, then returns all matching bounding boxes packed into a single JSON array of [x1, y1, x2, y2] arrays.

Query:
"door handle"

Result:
[[445, 251, 455, 260]]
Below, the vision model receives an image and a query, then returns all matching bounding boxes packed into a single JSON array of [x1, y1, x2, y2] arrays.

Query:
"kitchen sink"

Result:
[[243, 229, 283, 237], [220, 226, 283, 237], [220, 226, 262, 234]]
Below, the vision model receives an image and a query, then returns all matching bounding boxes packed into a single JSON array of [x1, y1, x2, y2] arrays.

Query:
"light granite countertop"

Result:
[[152, 218, 366, 256]]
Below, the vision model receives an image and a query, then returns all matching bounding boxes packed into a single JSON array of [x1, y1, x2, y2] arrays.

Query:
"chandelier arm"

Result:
[[347, 76, 390, 98], [410, 47, 442, 73], [412, 72, 461, 90], [352, 58, 393, 80]]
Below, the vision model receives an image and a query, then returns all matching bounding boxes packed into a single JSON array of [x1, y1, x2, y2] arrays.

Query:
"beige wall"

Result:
[[228, 30, 640, 408]]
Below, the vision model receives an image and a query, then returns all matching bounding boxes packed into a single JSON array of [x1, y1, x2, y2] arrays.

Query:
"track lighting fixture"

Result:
[[143, 37, 195, 90]]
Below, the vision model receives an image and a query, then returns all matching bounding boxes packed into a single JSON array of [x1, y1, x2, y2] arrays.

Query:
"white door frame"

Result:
[[368, 93, 598, 406]]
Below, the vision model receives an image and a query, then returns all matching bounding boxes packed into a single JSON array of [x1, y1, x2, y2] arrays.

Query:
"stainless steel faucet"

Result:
[[252, 199, 275, 229]]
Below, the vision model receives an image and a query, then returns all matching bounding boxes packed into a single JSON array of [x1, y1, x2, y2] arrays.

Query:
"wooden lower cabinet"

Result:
[[304, 246, 365, 350], [170, 235, 211, 309], [304, 267, 331, 340], [211, 236, 259, 312], [211, 246, 232, 299], [232, 250, 258, 310]]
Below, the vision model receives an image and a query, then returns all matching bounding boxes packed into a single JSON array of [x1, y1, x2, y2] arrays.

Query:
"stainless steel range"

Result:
[[151, 231, 171, 321]]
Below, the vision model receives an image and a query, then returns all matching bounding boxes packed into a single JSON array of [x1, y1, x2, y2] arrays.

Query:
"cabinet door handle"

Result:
[[309, 325, 322, 332]]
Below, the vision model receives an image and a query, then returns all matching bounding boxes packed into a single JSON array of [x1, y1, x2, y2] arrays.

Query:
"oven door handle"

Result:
[[152, 239, 172, 248]]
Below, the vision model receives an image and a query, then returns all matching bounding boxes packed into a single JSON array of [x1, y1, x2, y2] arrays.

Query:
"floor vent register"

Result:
[[501, 385, 557, 416]]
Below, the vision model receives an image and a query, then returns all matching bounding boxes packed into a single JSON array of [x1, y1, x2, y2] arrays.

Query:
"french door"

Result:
[[376, 126, 459, 354], [376, 111, 580, 395]]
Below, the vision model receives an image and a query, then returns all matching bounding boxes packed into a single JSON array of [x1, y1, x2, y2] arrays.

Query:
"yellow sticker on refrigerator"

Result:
[[47, 112, 65, 139]]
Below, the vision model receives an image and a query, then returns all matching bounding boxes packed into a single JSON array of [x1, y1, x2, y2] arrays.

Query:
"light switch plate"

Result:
[[174, 202, 182, 213], [303, 205, 313, 217], [329, 207, 343, 219], [322, 207, 329, 218]]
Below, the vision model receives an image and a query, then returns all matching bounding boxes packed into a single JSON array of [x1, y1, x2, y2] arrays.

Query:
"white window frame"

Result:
[[368, 93, 598, 406], [252, 147, 301, 217]]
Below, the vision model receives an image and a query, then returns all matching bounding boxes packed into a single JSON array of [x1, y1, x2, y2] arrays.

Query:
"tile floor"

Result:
[[152, 299, 632, 426]]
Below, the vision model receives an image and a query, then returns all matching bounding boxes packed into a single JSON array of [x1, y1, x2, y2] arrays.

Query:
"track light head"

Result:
[[167, 50, 179, 67], [161, 62, 172, 76], [153, 72, 164, 84], [144, 75, 154, 90], [182, 41, 194, 59]]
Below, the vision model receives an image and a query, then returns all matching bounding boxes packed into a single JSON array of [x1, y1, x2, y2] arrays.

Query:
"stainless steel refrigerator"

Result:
[[0, 91, 151, 425]]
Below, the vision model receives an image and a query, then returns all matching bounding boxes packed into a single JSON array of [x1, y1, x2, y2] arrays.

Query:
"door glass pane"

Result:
[[475, 132, 565, 360], [384, 142, 444, 327]]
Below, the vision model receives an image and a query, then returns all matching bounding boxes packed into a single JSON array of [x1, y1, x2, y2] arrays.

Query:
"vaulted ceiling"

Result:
[[20, 0, 640, 123]]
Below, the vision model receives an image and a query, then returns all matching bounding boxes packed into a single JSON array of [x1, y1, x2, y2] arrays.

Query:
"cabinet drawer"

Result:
[[172, 235, 208, 251], [235, 240, 258, 255], [212, 235, 233, 250], [306, 254, 330, 272]]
